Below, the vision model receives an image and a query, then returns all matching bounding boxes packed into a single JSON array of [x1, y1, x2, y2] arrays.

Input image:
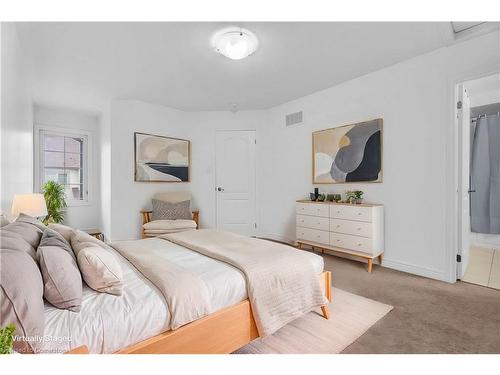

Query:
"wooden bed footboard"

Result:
[[117, 271, 331, 354], [65, 271, 331, 354]]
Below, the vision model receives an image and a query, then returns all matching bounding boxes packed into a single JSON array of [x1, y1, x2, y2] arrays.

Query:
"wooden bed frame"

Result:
[[67, 270, 332, 354], [140, 210, 199, 239]]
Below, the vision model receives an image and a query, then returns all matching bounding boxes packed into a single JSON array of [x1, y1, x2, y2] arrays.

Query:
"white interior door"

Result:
[[457, 84, 471, 278], [215, 130, 256, 236]]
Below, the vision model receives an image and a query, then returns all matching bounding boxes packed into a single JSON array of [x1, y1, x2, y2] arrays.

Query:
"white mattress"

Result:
[[42, 238, 324, 354]]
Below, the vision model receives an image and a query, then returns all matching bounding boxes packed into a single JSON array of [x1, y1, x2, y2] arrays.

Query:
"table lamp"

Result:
[[11, 194, 48, 219]]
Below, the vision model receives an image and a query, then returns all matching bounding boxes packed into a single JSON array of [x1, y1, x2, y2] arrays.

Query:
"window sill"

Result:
[[66, 200, 92, 207]]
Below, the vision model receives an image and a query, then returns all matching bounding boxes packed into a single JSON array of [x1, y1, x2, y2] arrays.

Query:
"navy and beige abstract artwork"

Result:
[[313, 119, 382, 183], [134, 132, 190, 182]]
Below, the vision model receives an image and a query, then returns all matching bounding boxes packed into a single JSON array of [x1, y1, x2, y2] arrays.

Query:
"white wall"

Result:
[[258, 30, 500, 282], [0, 23, 33, 218], [105, 31, 500, 283], [33, 105, 101, 230], [107, 99, 265, 240]]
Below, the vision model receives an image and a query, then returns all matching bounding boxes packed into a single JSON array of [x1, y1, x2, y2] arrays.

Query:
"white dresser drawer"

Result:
[[330, 219, 372, 238], [296, 203, 329, 217], [296, 215, 329, 231], [330, 205, 372, 222], [296, 227, 330, 246], [330, 232, 373, 254]]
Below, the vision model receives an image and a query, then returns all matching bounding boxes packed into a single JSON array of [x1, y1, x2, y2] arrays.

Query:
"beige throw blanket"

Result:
[[111, 239, 213, 330], [162, 229, 327, 337]]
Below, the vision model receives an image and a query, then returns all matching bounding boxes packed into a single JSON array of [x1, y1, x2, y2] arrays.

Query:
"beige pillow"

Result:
[[71, 229, 107, 257], [77, 246, 123, 295], [38, 245, 82, 312], [48, 223, 75, 243]]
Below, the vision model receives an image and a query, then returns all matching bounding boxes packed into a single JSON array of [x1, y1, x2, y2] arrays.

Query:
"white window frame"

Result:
[[34, 124, 92, 207]]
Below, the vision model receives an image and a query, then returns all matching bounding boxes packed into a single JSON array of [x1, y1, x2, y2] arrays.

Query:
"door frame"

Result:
[[214, 129, 257, 236], [450, 68, 500, 282]]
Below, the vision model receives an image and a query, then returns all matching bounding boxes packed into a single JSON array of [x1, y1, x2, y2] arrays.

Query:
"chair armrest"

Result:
[[141, 210, 152, 225], [192, 210, 199, 228]]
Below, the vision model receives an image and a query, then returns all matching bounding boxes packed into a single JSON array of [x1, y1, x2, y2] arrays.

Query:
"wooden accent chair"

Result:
[[141, 192, 199, 239]]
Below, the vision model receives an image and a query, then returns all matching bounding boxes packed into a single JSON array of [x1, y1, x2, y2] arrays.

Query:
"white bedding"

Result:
[[42, 238, 323, 354]]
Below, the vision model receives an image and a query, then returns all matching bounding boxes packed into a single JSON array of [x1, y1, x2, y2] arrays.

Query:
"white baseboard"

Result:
[[381, 258, 450, 282]]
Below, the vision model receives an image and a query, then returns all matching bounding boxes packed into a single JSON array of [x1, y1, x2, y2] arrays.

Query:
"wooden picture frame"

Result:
[[312, 119, 383, 184], [134, 132, 191, 183]]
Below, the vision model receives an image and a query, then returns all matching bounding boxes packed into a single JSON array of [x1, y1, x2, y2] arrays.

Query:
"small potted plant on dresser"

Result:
[[346, 190, 364, 204]]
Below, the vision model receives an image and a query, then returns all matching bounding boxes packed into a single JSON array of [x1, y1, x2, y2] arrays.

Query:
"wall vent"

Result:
[[285, 111, 303, 126]]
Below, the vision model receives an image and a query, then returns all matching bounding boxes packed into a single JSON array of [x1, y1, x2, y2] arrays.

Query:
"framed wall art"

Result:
[[313, 118, 382, 184], [134, 132, 190, 182]]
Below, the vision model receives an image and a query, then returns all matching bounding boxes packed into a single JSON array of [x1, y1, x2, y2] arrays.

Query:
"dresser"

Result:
[[296, 200, 384, 272]]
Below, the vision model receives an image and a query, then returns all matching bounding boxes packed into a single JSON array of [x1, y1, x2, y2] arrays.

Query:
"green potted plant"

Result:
[[0, 324, 15, 354], [42, 181, 67, 225], [345, 190, 364, 204]]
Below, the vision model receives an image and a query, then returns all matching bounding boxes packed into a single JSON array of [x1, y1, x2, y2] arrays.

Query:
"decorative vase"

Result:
[[326, 194, 334, 202], [333, 194, 341, 202], [309, 193, 317, 201], [354, 198, 363, 204], [317, 194, 326, 202], [314, 187, 319, 199]]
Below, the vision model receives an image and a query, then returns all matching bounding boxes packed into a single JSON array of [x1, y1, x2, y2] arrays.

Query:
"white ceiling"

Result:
[[16, 22, 463, 112]]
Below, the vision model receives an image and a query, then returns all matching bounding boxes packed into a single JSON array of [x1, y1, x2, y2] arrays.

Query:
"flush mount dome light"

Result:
[[212, 27, 259, 60]]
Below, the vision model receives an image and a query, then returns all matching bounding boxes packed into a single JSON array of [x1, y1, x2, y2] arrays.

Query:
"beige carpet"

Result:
[[235, 288, 393, 354]]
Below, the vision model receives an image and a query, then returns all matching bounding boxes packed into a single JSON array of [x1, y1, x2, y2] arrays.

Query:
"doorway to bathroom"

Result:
[[456, 73, 500, 290]]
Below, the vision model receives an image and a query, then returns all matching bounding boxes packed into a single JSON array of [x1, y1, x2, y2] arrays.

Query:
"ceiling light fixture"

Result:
[[212, 27, 259, 60]]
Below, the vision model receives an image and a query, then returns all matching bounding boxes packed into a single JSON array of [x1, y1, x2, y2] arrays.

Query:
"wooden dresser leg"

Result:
[[298, 242, 302, 249], [367, 259, 373, 273], [379, 253, 383, 264], [321, 305, 330, 320]]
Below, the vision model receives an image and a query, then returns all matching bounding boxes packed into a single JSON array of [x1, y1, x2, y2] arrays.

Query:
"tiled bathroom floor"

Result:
[[462, 247, 500, 290]]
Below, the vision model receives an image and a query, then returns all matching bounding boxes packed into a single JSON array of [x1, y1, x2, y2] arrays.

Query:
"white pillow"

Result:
[[71, 229, 107, 257], [77, 246, 123, 296]]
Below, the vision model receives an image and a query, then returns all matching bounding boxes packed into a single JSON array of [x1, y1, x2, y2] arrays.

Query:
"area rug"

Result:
[[234, 288, 393, 354]]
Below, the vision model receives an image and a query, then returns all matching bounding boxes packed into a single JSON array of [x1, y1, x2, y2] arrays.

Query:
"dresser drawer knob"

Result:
[[357, 227, 362, 231], [357, 212, 362, 216], [357, 243, 362, 246]]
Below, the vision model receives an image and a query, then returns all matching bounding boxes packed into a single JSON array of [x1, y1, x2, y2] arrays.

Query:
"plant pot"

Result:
[[354, 198, 363, 204]]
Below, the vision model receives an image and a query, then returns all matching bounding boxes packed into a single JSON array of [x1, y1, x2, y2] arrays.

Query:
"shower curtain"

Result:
[[471, 114, 500, 234]]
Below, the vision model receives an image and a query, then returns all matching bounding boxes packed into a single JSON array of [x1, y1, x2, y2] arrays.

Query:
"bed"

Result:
[[48, 231, 331, 354]]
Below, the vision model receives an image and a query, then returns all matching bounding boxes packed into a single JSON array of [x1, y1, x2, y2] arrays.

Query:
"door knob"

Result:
[[217, 187, 224, 192]]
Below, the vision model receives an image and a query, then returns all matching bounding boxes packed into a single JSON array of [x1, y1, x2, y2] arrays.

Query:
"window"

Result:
[[35, 125, 90, 205]]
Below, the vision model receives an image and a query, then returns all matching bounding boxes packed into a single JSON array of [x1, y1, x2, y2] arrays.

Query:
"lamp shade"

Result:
[[11, 194, 48, 218]]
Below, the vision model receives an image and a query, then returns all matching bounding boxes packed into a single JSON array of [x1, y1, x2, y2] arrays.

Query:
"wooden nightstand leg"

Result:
[[367, 258, 373, 273], [321, 305, 330, 320]]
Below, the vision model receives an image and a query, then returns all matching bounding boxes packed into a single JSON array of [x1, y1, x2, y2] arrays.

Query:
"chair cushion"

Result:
[[37, 245, 82, 312], [143, 219, 197, 230], [152, 199, 191, 221], [77, 246, 123, 296], [0, 249, 44, 353]]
